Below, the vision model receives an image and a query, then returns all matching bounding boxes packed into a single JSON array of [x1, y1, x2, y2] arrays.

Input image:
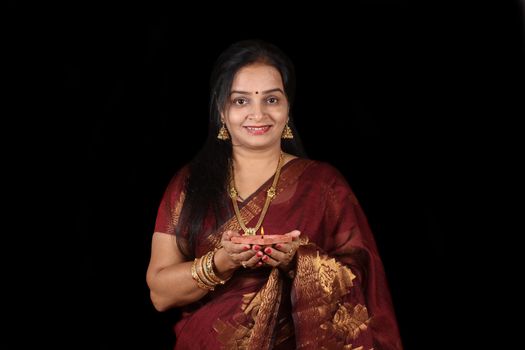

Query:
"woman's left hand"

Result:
[[261, 230, 301, 270]]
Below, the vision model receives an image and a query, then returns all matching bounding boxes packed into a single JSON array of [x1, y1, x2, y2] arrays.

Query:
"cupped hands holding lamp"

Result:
[[146, 40, 403, 350]]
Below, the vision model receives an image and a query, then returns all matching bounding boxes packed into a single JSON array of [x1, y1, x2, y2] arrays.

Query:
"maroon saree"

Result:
[[154, 158, 403, 349]]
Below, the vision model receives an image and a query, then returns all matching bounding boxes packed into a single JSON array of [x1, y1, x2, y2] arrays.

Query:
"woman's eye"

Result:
[[267, 97, 278, 104], [233, 98, 247, 105]]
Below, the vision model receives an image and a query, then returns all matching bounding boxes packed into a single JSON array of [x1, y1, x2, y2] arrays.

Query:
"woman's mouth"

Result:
[[243, 125, 272, 135]]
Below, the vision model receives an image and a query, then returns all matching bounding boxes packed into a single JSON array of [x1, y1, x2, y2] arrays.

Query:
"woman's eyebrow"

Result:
[[230, 88, 284, 96]]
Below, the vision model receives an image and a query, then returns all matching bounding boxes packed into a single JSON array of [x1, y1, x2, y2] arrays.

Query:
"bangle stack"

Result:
[[191, 249, 231, 291]]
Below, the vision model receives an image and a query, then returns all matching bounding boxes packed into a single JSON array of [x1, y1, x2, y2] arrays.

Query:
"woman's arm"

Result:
[[146, 232, 208, 311], [146, 231, 259, 311]]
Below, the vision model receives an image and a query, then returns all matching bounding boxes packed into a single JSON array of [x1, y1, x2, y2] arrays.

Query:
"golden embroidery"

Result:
[[211, 160, 317, 348], [215, 288, 294, 349], [213, 318, 252, 348], [168, 191, 185, 233], [241, 292, 261, 323], [314, 251, 338, 294], [241, 291, 257, 311], [330, 303, 370, 341], [246, 200, 260, 215], [294, 245, 370, 349], [212, 231, 373, 345], [313, 251, 356, 298], [206, 186, 261, 250], [298, 339, 367, 350], [213, 269, 284, 350], [249, 268, 282, 348]]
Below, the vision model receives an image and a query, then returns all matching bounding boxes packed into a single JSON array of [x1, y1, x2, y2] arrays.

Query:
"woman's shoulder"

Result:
[[292, 158, 348, 185], [164, 164, 191, 192]]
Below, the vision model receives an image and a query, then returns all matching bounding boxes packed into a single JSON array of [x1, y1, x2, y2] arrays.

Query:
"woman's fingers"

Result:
[[220, 230, 302, 269], [220, 230, 239, 243], [219, 231, 262, 268], [275, 230, 301, 254], [284, 229, 301, 239], [262, 256, 277, 267], [240, 250, 263, 268], [273, 242, 297, 257], [228, 243, 252, 255], [262, 246, 293, 267], [235, 245, 272, 269], [262, 230, 302, 267], [274, 242, 292, 255], [221, 230, 251, 254]]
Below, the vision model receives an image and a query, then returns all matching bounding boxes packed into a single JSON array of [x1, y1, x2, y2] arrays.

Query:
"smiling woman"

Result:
[[223, 64, 289, 149], [146, 40, 403, 349]]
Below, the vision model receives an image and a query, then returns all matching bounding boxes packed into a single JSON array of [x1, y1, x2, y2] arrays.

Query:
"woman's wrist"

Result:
[[213, 248, 236, 279], [278, 255, 297, 274]]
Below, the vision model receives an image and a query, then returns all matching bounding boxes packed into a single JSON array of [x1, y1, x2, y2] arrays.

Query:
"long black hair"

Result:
[[176, 40, 307, 258]]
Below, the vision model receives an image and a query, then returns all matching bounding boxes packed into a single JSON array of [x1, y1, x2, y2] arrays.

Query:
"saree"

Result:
[[154, 158, 403, 349]]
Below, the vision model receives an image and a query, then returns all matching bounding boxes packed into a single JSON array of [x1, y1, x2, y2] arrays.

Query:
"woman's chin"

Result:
[[233, 137, 280, 150]]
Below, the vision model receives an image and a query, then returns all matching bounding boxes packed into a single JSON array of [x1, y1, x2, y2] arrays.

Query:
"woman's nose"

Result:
[[248, 103, 265, 120]]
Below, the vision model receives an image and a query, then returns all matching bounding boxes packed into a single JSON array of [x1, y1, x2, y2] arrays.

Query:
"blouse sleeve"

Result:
[[154, 166, 189, 235]]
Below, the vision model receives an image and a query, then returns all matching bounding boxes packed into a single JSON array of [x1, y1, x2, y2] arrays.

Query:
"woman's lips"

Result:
[[243, 125, 272, 135]]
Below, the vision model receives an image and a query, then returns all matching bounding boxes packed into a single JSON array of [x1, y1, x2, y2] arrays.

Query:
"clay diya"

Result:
[[231, 227, 292, 245]]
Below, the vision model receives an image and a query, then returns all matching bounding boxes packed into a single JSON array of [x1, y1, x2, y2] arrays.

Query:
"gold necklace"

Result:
[[229, 152, 284, 236]]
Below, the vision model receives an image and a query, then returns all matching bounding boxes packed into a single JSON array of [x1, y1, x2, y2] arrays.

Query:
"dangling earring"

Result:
[[217, 123, 230, 140], [281, 123, 294, 139]]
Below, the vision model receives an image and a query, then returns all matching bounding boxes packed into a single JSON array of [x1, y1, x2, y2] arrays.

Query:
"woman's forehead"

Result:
[[231, 64, 283, 92]]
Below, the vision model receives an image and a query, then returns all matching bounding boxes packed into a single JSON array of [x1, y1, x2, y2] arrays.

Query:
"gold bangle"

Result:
[[191, 258, 214, 291], [192, 258, 213, 290], [197, 256, 217, 289], [206, 250, 231, 285], [202, 251, 221, 285]]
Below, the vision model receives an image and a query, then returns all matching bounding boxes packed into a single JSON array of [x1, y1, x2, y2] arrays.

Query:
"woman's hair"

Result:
[[176, 39, 307, 258]]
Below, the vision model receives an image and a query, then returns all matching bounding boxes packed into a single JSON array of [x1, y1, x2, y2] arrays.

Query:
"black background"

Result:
[[10, 1, 523, 349]]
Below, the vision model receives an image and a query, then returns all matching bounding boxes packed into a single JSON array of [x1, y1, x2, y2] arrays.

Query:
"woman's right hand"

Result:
[[216, 230, 262, 272]]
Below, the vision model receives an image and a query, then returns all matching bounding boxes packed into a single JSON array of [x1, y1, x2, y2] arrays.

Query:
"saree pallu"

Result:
[[155, 158, 403, 349]]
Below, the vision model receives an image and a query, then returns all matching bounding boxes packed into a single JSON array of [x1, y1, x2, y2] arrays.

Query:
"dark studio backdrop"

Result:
[[50, 1, 524, 350]]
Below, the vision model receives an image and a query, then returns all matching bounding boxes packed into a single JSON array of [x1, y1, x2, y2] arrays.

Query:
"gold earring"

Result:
[[281, 123, 294, 139], [217, 123, 230, 140]]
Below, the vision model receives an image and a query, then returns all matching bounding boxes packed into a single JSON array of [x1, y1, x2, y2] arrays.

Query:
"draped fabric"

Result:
[[154, 158, 402, 349]]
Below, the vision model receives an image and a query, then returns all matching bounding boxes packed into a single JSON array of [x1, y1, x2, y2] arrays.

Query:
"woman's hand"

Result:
[[260, 230, 301, 271], [216, 230, 261, 272]]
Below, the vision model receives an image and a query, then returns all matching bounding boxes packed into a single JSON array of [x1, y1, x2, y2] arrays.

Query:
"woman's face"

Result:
[[221, 63, 289, 151]]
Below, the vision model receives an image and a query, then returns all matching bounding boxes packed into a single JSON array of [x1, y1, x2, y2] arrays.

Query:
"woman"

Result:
[[147, 40, 402, 349]]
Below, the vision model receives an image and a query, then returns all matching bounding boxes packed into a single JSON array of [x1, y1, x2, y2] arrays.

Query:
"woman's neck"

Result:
[[232, 147, 282, 173]]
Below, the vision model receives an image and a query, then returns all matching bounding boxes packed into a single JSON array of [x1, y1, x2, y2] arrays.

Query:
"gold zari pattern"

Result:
[[210, 160, 374, 348], [213, 268, 284, 349], [292, 244, 372, 349]]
